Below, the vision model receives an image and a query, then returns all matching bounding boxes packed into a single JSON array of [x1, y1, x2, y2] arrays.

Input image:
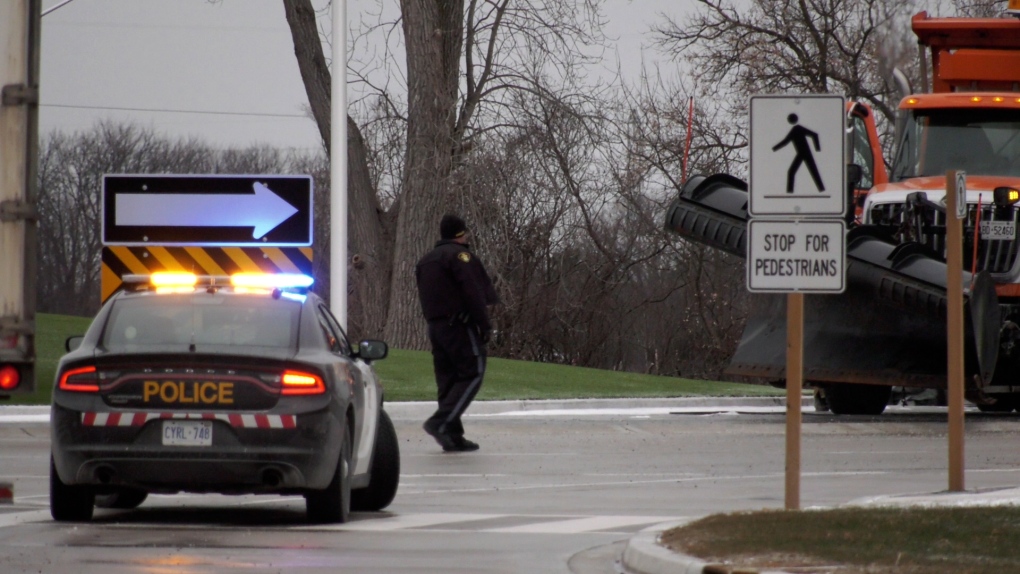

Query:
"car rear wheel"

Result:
[[95, 488, 148, 509], [305, 423, 352, 524], [351, 409, 400, 512], [50, 456, 95, 522]]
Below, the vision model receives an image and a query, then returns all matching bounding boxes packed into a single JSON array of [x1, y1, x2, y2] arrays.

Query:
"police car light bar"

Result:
[[150, 272, 199, 287], [121, 272, 314, 291], [231, 273, 314, 289]]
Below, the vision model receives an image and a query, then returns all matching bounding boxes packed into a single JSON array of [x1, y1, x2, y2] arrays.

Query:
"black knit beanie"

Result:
[[440, 214, 468, 240]]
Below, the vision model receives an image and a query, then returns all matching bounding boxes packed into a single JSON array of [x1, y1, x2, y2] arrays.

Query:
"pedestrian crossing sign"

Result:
[[749, 95, 846, 218]]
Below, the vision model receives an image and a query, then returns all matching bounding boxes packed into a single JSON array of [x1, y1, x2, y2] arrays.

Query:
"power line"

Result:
[[42, 103, 309, 119]]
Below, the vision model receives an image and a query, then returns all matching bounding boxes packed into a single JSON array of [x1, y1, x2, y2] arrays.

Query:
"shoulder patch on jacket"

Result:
[[457, 252, 471, 263]]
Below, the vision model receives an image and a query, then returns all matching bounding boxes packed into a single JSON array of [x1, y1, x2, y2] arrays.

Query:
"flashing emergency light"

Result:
[[150, 272, 198, 287], [231, 273, 314, 289], [994, 187, 1020, 209]]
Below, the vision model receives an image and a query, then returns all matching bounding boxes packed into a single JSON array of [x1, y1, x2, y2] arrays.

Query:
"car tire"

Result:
[[351, 409, 400, 512], [95, 488, 148, 509], [305, 422, 352, 524], [50, 456, 95, 522]]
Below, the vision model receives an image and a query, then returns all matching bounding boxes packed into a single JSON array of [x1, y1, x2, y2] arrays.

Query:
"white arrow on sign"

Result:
[[115, 182, 299, 239]]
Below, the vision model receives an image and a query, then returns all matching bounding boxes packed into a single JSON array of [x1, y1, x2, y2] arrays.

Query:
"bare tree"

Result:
[[282, 0, 607, 349], [654, 0, 921, 131]]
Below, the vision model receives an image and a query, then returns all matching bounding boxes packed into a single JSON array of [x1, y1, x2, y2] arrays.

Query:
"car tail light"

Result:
[[281, 370, 325, 395], [0, 365, 20, 391], [59, 366, 100, 392]]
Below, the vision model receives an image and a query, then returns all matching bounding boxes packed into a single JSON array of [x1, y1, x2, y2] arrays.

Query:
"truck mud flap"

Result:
[[665, 175, 1000, 389]]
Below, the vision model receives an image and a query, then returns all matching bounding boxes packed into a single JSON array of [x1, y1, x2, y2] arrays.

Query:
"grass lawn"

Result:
[[3, 313, 782, 405], [661, 506, 1020, 574]]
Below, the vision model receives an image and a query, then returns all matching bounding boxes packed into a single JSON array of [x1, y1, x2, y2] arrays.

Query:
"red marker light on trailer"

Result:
[[0, 366, 19, 391]]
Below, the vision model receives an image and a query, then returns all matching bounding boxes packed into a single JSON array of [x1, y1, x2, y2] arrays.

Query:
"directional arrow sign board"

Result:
[[750, 95, 845, 218], [747, 219, 846, 293], [102, 174, 313, 247]]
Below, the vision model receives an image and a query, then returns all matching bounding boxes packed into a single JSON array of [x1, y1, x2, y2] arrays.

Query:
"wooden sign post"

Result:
[[946, 170, 966, 492]]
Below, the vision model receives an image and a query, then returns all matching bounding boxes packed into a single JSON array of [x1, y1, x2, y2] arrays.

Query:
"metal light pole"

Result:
[[330, 0, 347, 329]]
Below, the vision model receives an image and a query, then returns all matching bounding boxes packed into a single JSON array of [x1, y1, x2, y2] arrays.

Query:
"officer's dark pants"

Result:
[[425, 319, 486, 438]]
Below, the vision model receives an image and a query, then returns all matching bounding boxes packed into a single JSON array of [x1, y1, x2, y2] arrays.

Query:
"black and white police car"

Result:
[[50, 272, 399, 523]]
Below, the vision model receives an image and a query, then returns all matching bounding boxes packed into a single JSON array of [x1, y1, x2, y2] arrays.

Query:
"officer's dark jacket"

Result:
[[415, 240, 497, 332]]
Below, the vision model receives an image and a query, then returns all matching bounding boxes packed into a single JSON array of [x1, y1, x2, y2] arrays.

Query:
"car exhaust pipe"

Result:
[[261, 468, 283, 488], [95, 466, 114, 485]]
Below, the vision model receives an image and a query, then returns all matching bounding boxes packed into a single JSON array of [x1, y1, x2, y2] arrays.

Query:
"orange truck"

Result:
[[665, 7, 1020, 414]]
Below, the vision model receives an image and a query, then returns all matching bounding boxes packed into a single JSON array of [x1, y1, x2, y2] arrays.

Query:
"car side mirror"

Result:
[[65, 336, 84, 352], [357, 339, 389, 362]]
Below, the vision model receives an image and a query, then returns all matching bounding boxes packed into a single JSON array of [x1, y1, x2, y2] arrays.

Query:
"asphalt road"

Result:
[[2, 398, 1020, 573]]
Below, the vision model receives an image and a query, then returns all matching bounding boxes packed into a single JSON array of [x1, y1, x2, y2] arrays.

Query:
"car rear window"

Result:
[[102, 292, 301, 351]]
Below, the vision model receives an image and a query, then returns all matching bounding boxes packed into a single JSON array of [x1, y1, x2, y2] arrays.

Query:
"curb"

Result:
[[622, 521, 707, 574], [0, 396, 810, 426], [622, 526, 793, 574]]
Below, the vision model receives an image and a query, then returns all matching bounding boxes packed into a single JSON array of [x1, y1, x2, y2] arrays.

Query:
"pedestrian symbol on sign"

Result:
[[772, 114, 825, 193], [749, 94, 844, 217]]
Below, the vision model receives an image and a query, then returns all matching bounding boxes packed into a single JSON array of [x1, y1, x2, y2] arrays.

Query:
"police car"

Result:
[[50, 272, 399, 523]]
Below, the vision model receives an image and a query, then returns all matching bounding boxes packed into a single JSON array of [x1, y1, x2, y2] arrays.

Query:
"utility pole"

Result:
[[0, 0, 41, 397]]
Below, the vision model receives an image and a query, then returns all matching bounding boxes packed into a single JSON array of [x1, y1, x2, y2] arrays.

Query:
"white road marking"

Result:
[[0, 414, 48, 424], [401, 474, 509, 478], [398, 470, 893, 495], [485, 515, 678, 534], [297, 513, 505, 532], [469, 406, 788, 417], [0, 509, 51, 528]]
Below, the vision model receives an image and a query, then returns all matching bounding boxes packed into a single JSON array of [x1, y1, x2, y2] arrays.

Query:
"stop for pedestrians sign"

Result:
[[749, 95, 845, 218], [747, 219, 846, 293]]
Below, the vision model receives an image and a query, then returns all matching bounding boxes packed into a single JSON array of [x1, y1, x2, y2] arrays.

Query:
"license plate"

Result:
[[981, 220, 1016, 241], [162, 420, 213, 446]]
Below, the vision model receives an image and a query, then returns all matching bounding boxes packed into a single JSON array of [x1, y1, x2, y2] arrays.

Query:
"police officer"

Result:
[[416, 214, 498, 452]]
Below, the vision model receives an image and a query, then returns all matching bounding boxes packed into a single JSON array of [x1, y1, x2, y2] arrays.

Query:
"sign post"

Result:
[[947, 170, 966, 492], [749, 94, 846, 510]]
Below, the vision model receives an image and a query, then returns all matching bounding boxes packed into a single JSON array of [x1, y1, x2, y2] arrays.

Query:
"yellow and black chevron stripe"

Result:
[[102, 246, 314, 302]]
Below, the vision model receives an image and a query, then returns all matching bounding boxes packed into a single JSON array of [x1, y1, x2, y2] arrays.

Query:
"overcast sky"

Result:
[[39, 0, 681, 152]]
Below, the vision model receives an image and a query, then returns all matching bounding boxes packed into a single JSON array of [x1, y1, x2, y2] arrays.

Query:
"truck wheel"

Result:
[[351, 409, 400, 512], [50, 456, 95, 522], [827, 383, 891, 415], [977, 396, 1017, 413], [305, 423, 352, 524]]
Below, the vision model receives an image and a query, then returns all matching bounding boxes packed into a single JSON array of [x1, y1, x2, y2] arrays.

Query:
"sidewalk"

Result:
[[620, 486, 1020, 574]]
